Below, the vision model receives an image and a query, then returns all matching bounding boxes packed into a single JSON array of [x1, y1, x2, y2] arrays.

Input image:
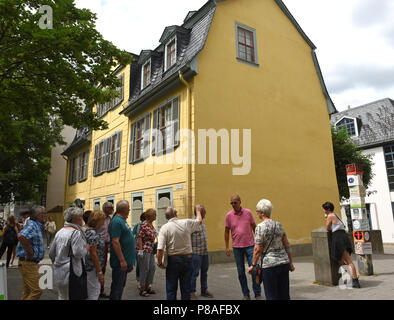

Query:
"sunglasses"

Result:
[[230, 202, 238, 205]]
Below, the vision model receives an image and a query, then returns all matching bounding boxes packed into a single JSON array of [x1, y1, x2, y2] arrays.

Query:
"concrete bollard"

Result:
[[0, 262, 7, 300], [311, 227, 340, 286]]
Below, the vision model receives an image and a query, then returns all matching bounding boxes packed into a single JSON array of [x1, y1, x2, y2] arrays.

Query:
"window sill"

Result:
[[236, 57, 259, 68]]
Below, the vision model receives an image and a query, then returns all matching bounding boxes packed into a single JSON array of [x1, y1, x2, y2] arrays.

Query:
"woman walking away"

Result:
[[137, 209, 157, 297], [49, 207, 88, 299], [322, 201, 360, 288], [248, 199, 295, 300], [0, 215, 19, 268], [85, 211, 106, 300], [44, 216, 57, 249]]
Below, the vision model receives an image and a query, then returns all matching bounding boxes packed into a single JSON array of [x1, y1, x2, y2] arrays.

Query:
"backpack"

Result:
[[3, 224, 18, 244]]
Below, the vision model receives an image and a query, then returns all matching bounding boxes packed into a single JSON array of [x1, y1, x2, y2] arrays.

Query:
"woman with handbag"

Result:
[[248, 199, 295, 300], [136, 209, 157, 297], [322, 201, 360, 288], [49, 207, 89, 300], [0, 215, 19, 268]]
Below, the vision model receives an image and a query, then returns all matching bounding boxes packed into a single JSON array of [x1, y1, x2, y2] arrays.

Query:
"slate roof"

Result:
[[121, 0, 216, 116], [330, 98, 394, 149]]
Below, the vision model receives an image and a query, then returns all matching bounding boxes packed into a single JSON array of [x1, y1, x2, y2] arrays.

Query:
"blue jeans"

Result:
[[261, 263, 290, 300], [191, 254, 209, 293], [166, 255, 192, 300], [110, 267, 128, 300], [233, 246, 261, 297]]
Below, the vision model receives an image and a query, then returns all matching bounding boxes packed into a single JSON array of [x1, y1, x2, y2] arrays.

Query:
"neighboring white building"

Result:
[[331, 98, 394, 244]]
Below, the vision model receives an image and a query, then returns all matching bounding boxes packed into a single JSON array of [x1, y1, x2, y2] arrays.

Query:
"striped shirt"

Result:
[[191, 220, 208, 255], [16, 219, 45, 261]]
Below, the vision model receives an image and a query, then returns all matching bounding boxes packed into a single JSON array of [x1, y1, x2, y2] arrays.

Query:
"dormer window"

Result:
[[165, 38, 177, 71], [335, 117, 358, 137], [142, 60, 151, 89]]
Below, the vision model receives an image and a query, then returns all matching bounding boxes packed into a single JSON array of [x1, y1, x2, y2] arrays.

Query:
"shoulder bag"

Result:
[[68, 230, 88, 300], [254, 221, 277, 285]]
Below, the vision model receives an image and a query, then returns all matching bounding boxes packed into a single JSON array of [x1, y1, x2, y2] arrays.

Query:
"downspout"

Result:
[[179, 71, 192, 218], [63, 155, 69, 211]]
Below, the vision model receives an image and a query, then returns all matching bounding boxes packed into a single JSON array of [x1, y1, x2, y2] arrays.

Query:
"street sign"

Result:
[[349, 185, 366, 198], [347, 174, 363, 187], [350, 197, 366, 209], [353, 231, 370, 243], [352, 219, 370, 231], [355, 242, 372, 255]]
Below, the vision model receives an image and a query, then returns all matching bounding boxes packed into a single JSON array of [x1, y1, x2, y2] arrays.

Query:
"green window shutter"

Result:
[[93, 145, 98, 176], [115, 131, 122, 168], [68, 158, 73, 185], [152, 108, 158, 155], [129, 123, 136, 164], [172, 97, 180, 148], [78, 153, 83, 182], [119, 74, 124, 101], [84, 151, 89, 180], [142, 113, 151, 160]]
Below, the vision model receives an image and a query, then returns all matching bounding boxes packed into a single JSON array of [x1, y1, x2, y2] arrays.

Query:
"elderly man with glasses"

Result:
[[224, 195, 261, 300]]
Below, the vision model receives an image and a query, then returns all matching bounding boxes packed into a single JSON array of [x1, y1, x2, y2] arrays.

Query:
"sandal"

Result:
[[147, 288, 156, 294], [139, 290, 150, 297]]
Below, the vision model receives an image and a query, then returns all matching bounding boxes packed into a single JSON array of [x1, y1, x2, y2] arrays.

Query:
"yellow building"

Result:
[[62, 0, 339, 262]]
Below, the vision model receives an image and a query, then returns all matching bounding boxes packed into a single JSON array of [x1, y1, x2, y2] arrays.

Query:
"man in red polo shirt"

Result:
[[225, 195, 261, 300]]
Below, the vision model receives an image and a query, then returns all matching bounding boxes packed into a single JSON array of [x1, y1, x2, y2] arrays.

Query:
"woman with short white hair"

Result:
[[248, 199, 295, 300], [49, 207, 88, 300]]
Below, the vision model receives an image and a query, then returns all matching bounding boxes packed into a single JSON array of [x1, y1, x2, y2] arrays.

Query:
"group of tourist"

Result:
[[8, 195, 360, 300]]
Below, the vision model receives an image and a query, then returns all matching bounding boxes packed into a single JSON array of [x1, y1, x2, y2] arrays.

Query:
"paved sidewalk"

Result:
[[3, 245, 394, 300]]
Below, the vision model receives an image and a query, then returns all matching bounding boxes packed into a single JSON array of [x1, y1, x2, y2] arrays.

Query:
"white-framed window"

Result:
[[164, 37, 177, 71], [141, 59, 151, 90], [151, 96, 180, 156], [68, 156, 78, 185], [93, 131, 122, 176], [78, 149, 89, 182], [97, 73, 124, 118], [335, 117, 358, 137], [156, 187, 173, 231], [235, 22, 258, 65], [130, 113, 151, 164], [93, 198, 101, 211], [131, 192, 144, 228]]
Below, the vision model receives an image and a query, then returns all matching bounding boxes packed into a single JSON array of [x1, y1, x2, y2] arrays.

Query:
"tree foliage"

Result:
[[0, 0, 133, 203], [331, 126, 374, 200]]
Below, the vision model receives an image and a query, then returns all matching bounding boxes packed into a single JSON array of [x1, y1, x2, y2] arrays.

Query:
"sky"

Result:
[[74, 0, 394, 112]]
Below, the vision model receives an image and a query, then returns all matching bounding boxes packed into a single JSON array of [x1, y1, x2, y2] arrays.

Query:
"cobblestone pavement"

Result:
[[4, 245, 394, 300]]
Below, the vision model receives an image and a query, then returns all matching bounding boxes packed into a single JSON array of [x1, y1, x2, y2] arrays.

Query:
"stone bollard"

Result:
[[311, 227, 340, 286]]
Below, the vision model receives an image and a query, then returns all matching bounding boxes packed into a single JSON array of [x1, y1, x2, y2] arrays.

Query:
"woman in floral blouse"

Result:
[[85, 210, 106, 300], [248, 199, 295, 300], [136, 209, 157, 297]]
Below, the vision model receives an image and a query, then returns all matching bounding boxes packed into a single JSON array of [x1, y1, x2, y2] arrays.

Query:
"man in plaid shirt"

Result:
[[190, 204, 214, 300], [16, 205, 46, 300]]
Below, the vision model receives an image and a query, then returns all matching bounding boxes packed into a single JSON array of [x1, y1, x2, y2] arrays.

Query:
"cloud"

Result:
[[327, 64, 394, 94], [351, 0, 394, 28]]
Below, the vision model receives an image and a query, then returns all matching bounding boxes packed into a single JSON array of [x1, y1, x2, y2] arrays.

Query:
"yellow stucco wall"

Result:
[[64, 66, 193, 227], [192, 0, 340, 251]]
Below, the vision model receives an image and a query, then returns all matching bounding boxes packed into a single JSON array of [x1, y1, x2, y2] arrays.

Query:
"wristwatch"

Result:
[[98, 271, 103, 275]]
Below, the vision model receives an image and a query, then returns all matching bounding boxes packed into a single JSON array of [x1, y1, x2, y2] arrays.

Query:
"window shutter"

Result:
[[103, 138, 110, 172], [93, 145, 98, 176], [152, 108, 158, 155], [119, 74, 124, 101], [115, 131, 122, 168], [78, 153, 83, 182], [129, 123, 136, 164], [142, 113, 151, 160], [172, 97, 180, 147], [165, 104, 173, 151], [68, 159, 73, 185], [84, 151, 89, 180]]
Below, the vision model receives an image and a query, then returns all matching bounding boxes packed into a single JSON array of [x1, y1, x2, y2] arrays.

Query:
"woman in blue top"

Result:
[[323, 201, 360, 288]]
